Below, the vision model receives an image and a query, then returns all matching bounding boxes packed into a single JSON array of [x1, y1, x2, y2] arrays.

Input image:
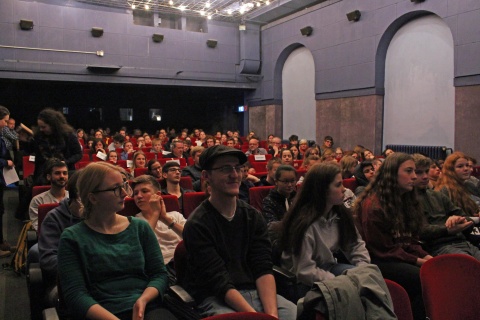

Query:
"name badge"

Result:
[[254, 155, 266, 161]]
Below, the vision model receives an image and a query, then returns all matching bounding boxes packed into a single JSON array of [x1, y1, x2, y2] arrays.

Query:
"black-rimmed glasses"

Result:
[[92, 181, 129, 197], [209, 165, 244, 174]]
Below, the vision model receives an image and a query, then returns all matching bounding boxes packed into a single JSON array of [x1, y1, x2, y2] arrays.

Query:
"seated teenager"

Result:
[[132, 175, 186, 284], [280, 162, 370, 299], [150, 139, 163, 154], [181, 146, 204, 184], [258, 158, 282, 186], [120, 141, 134, 160], [58, 162, 174, 320], [279, 148, 294, 166], [363, 149, 375, 161], [353, 160, 375, 196], [354, 153, 432, 320], [412, 154, 480, 260], [340, 155, 357, 179], [89, 138, 107, 161], [39, 170, 83, 300], [427, 160, 441, 190], [436, 152, 480, 216], [131, 151, 146, 173], [161, 162, 193, 213], [107, 150, 118, 164], [147, 159, 162, 180], [183, 145, 297, 319], [262, 165, 297, 224], [290, 145, 300, 160]]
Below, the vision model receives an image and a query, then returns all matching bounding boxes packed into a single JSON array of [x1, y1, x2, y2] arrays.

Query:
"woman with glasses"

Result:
[[279, 162, 370, 299], [354, 153, 430, 320], [58, 162, 175, 320], [262, 165, 297, 225]]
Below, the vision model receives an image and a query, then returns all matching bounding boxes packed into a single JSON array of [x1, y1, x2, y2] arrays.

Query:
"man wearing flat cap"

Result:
[[183, 145, 296, 319]]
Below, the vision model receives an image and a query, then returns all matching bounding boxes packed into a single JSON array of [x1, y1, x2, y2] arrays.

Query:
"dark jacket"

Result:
[[183, 199, 273, 303], [28, 132, 82, 184], [181, 165, 202, 182], [262, 188, 296, 224], [417, 188, 473, 251], [38, 198, 83, 283], [0, 134, 12, 186]]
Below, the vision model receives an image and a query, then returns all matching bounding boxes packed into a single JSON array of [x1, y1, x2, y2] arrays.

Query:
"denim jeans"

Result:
[[198, 289, 297, 320]]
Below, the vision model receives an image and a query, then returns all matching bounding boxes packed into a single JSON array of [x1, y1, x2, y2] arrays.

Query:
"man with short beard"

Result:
[[29, 158, 69, 230]]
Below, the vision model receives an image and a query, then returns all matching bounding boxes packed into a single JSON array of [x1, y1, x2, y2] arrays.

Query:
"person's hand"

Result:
[[7, 160, 14, 168], [149, 194, 167, 222], [245, 174, 260, 183], [446, 216, 473, 234], [132, 297, 147, 320]]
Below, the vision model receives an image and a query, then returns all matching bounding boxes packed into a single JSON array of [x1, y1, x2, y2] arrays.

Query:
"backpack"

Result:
[[2, 221, 34, 274]]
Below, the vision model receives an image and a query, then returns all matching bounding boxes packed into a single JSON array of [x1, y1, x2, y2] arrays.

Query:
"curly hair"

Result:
[[436, 152, 478, 215], [352, 152, 423, 235], [279, 162, 357, 256], [35, 108, 74, 142]]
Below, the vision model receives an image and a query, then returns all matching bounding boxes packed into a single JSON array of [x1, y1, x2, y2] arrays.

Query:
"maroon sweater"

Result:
[[357, 194, 429, 265]]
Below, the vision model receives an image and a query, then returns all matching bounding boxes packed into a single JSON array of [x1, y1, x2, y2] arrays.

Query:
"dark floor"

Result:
[[0, 188, 31, 320]]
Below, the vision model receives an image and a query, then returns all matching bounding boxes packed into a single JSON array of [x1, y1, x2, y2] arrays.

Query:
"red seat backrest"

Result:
[[249, 186, 275, 212], [343, 178, 358, 191], [420, 254, 480, 320], [385, 279, 413, 320], [183, 192, 208, 218], [81, 154, 90, 162], [251, 161, 268, 173], [180, 176, 193, 190], [32, 185, 51, 197], [23, 156, 35, 178], [133, 168, 148, 177], [37, 203, 60, 235], [292, 160, 303, 168], [248, 154, 272, 163], [75, 161, 91, 170], [159, 158, 187, 168]]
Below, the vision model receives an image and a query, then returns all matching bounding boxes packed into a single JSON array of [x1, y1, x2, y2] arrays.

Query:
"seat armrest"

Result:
[[42, 307, 59, 320], [169, 285, 196, 307], [27, 230, 38, 250], [27, 262, 43, 286], [273, 265, 296, 284]]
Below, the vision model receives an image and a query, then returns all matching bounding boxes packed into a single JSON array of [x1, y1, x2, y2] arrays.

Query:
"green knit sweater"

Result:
[[58, 216, 168, 319]]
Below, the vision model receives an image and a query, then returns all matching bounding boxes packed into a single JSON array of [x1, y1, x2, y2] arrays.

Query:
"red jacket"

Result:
[[357, 194, 428, 265]]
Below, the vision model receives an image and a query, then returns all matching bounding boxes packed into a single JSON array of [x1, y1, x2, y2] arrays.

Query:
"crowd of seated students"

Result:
[[20, 118, 480, 319]]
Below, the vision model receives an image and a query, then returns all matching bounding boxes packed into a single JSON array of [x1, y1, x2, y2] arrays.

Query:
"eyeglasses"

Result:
[[209, 165, 244, 174], [151, 166, 162, 171], [277, 179, 296, 185], [92, 181, 129, 197]]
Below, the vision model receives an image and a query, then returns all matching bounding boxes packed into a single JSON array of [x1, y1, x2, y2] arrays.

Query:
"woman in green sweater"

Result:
[[58, 162, 176, 320]]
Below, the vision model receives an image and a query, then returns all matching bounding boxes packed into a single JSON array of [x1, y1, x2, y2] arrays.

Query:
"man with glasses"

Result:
[[245, 137, 267, 156], [183, 145, 296, 319], [164, 139, 189, 160], [161, 161, 193, 214], [268, 136, 283, 158]]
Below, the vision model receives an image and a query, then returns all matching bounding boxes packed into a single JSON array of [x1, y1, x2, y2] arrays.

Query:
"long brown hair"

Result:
[[279, 162, 357, 256], [436, 152, 478, 215], [353, 152, 423, 235]]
